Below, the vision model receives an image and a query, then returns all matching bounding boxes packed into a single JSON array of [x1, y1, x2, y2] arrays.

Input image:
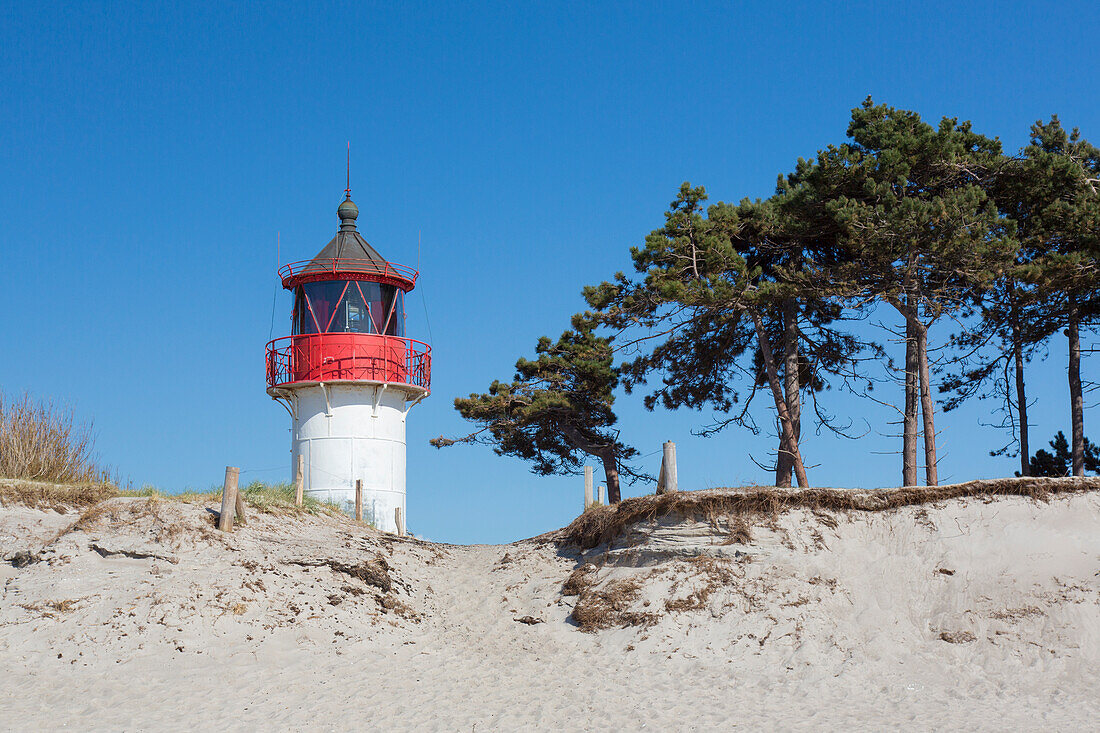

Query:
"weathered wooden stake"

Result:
[[657, 441, 678, 494], [355, 479, 363, 522], [294, 454, 304, 506], [584, 465, 594, 509], [234, 481, 247, 526], [598, 484, 606, 504], [217, 466, 240, 532], [395, 507, 405, 536]]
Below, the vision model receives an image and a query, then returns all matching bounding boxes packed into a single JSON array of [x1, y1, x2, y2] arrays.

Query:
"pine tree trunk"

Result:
[[903, 306, 919, 487], [775, 299, 800, 488], [748, 307, 809, 488], [557, 424, 623, 504], [1011, 319, 1030, 476], [1068, 301, 1085, 477], [599, 449, 622, 503], [914, 320, 938, 486]]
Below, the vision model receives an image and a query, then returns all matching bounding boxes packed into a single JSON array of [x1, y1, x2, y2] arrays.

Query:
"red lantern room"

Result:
[[265, 194, 431, 392]]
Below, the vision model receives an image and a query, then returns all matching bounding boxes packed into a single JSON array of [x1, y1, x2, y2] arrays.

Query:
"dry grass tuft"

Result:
[[723, 514, 753, 545], [939, 630, 977, 644], [0, 478, 119, 511], [990, 605, 1043, 621], [563, 476, 1100, 549], [0, 393, 111, 483], [20, 599, 79, 618], [664, 557, 738, 613], [570, 576, 658, 632], [379, 594, 419, 620], [562, 565, 596, 596]]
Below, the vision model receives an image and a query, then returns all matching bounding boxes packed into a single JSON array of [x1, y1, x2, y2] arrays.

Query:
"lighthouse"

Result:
[[265, 187, 431, 532]]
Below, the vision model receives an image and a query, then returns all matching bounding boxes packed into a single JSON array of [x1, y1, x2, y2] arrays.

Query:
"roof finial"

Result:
[[338, 143, 359, 231], [338, 142, 358, 230], [345, 141, 351, 200]]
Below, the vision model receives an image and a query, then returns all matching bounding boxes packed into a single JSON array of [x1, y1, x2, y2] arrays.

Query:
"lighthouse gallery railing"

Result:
[[266, 334, 431, 392], [279, 258, 419, 288]]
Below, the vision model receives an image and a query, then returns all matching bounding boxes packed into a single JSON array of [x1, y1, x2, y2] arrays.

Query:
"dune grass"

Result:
[[121, 480, 342, 516], [0, 478, 119, 510], [1, 476, 342, 517], [0, 393, 111, 484], [563, 476, 1100, 549], [236, 480, 342, 516]]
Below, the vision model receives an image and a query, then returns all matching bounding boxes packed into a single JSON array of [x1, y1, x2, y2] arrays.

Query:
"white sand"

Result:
[[1, 490, 1098, 731]]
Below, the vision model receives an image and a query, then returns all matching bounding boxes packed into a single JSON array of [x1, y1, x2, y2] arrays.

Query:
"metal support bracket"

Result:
[[270, 389, 297, 421], [373, 383, 388, 417], [404, 391, 427, 417]]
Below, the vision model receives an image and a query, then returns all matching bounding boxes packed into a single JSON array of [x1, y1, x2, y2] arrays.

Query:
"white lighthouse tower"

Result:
[[266, 186, 431, 532]]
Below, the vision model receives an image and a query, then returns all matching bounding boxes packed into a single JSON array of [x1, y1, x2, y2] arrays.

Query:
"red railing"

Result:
[[279, 258, 419, 289], [266, 334, 431, 392]]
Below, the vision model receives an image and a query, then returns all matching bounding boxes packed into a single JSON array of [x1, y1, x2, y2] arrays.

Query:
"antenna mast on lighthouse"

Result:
[[345, 141, 351, 199]]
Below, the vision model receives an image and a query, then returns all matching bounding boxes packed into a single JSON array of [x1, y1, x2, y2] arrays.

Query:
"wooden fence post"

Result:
[[584, 465, 593, 510], [234, 481, 247, 526], [355, 479, 363, 523], [218, 466, 240, 532], [294, 454, 304, 506], [656, 441, 678, 495], [598, 484, 606, 505], [395, 507, 405, 536]]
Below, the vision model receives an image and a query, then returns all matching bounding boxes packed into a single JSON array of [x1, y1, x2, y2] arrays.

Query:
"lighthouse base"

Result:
[[279, 381, 421, 533]]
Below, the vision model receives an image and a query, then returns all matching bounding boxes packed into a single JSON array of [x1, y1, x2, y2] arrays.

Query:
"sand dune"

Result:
[[1, 481, 1098, 731]]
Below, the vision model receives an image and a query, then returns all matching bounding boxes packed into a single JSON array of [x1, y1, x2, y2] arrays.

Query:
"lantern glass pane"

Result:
[[294, 280, 406, 336]]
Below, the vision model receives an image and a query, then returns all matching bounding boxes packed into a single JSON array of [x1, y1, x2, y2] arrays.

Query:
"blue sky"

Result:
[[2, 1, 1098, 543]]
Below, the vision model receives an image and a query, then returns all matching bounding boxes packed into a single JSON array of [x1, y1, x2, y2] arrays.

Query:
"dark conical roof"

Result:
[[279, 195, 417, 291], [307, 195, 388, 268]]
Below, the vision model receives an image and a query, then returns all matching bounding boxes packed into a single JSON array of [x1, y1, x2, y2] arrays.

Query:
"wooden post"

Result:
[[218, 466, 240, 532], [584, 465, 594, 510], [657, 441, 678, 494], [355, 479, 363, 523], [598, 484, 606, 505], [659, 441, 678, 494], [294, 454, 304, 506], [395, 507, 405, 536], [234, 481, 247, 526]]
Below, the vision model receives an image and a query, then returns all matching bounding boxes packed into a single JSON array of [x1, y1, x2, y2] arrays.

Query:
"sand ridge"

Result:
[[1, 488, 1098, 730]]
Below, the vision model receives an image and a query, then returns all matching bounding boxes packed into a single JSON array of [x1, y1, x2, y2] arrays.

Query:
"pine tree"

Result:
[[430, 324, 638, 503], [794, 99, 1017, 486], [585, 185, 814, 484], [940, 117, 1100, 475], [585, 185, 868, 487], [1017, 118, 1100, 476], [1018, 431, 1100, 477]]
